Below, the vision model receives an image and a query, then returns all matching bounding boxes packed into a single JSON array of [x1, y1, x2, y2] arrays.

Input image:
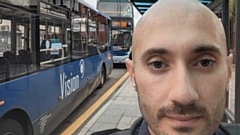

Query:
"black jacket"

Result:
[[91, 117, 240, 135]]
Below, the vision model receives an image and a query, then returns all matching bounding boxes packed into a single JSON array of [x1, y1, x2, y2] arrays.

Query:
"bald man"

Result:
[[92, 0, 239, 135]]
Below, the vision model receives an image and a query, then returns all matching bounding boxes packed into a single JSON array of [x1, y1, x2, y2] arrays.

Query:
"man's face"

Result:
[[126, 3, 232, 135]]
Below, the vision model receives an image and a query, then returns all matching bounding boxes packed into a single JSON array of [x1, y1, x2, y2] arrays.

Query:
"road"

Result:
[[51, 66, 127, 134]]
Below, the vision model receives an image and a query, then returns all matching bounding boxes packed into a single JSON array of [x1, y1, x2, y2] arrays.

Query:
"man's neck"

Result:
[[147, 126, 156, 135]]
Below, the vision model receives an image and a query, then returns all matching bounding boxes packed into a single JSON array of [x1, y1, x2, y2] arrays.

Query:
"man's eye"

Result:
[[149, 61, 167, 70], [197, 59, 215, 68]]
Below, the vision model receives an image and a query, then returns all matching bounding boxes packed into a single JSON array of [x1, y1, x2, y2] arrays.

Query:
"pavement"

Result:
[[77, 65, 236, 135], [77, 77, 141, 135]]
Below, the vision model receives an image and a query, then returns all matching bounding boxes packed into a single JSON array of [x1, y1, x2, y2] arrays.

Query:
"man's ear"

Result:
[[125, 58, 136, 88], [226, 53, 233, 92]]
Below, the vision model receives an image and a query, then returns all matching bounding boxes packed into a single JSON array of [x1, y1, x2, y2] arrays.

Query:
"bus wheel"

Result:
[[0, 118, 24, 135], [98, 66, 106, 89]]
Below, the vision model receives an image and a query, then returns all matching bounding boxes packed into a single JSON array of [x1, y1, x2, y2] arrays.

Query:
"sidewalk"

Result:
[[77, 77, 141, 135]]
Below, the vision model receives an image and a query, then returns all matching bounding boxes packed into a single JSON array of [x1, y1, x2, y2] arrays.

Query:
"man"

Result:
[[92, 0, 239, 135]]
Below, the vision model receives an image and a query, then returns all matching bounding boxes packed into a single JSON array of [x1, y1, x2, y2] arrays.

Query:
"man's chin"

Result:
[[158, 118, 206, 135], [172, 126, 194, 133]]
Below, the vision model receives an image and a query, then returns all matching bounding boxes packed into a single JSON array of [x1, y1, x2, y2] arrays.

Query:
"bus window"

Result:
[[0, 6, 37, 79], [71, 15, 89, 59], [39, 16, 70, 67], [88, 15, 99, 56]]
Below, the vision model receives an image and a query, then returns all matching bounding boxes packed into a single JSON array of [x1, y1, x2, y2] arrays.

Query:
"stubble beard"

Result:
[[135, 79, 226, 135]]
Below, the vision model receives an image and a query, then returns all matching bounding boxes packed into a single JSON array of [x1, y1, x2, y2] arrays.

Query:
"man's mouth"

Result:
[[165, 115, 203, 126]]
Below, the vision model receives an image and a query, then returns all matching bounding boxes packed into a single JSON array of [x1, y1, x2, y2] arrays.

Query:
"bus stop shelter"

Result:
[[130, 0, 240, 124]]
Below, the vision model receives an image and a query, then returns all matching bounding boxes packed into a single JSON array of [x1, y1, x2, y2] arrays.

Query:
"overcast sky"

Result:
[[83, 0, 142, 26]]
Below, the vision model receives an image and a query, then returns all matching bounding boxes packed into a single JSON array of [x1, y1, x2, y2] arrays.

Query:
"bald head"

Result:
[[132, 0, 227, 59], [125, 1, 233, 134]]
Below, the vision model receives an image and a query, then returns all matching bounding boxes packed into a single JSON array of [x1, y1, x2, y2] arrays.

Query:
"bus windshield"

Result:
[[113, 31, 132, 48]]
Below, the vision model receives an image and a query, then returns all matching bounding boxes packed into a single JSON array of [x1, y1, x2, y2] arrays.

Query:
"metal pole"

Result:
[[222, 0, 230, 122], [222, 0, 230, 54], [235, 0, 240, 123]]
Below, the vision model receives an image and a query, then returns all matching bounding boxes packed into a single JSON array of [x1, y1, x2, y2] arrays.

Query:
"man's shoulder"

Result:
[[220, 122, 240, 135]]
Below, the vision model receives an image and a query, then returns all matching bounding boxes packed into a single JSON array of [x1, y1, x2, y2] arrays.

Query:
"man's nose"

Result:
[[168, 65, 199, 106]]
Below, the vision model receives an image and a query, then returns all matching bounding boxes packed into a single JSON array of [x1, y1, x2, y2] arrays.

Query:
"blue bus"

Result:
[[0, 0, 113, 134], [97, 0, 134, 64]]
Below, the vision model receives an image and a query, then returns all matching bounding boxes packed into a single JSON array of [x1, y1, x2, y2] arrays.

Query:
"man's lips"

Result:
[[165, 115, 203, 126]]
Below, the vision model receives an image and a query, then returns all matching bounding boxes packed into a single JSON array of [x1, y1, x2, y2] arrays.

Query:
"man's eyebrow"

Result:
[[193, 45, 221, 55], [140, 45, 221, 59], [141, 48, 170, 59]]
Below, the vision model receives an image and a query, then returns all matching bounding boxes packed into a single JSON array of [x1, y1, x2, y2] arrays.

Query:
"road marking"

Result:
[[61, 72, 129, 135]]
